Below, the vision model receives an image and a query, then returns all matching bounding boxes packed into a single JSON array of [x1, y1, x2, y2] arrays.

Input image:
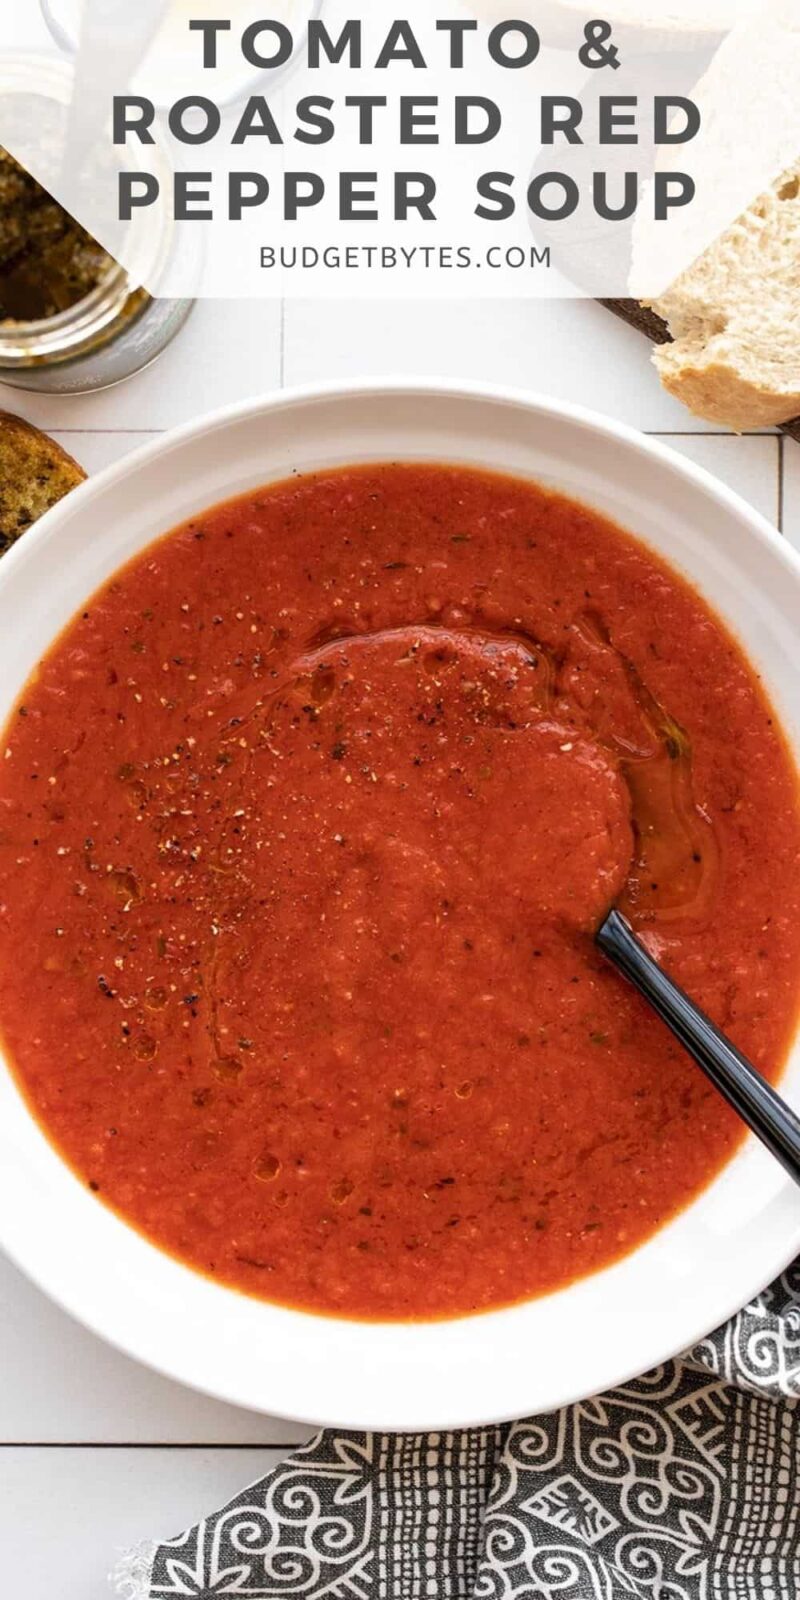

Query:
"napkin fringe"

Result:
[[110, 1539, 157, 1600]]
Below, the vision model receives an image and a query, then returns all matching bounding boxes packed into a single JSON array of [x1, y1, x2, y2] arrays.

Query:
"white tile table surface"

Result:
[[0, 294, 794, 1598]]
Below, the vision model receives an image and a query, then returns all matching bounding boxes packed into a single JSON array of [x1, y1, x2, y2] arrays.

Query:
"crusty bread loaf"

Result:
[[648, 161, 800, 430], [0, 411, 86, 554]]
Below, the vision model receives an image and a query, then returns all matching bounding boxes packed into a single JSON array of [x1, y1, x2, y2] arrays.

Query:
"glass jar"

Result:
[[0, 54, 195, 394]]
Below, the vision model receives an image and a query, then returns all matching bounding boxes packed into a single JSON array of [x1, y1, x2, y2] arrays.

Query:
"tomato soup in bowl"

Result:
[[1, 458, 799, 1323], [0, 385, 798, 1427]]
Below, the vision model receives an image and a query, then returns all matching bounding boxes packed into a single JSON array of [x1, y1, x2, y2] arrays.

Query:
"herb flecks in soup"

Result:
[[0, 464, 798, 1319]]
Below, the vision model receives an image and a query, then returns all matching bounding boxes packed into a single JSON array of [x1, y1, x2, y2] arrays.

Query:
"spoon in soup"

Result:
[[595, 907, 800, 1186], [552, 609, 800, 1186]]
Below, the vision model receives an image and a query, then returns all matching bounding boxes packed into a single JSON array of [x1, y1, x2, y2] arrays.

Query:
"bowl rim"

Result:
[[1, 376, 800, 1432]]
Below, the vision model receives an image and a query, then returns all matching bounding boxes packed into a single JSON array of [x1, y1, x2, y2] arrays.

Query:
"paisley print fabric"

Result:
[[114, 1265, 800, 1600]]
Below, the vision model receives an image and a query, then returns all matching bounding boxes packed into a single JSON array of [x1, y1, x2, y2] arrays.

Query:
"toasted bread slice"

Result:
[[648, 162, 800, 430], [0, 411, 86, 553]]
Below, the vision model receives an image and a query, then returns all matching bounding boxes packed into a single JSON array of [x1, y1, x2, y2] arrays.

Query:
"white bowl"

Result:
[[0, 382, 799, 1431]]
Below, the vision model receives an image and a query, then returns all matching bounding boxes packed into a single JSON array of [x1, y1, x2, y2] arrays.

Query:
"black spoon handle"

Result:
[[596, 907, 800, 1188]]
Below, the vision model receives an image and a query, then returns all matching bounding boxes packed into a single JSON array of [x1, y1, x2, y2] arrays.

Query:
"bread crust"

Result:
[[653, 348, 800, 431], [0, 411, 86, 553]]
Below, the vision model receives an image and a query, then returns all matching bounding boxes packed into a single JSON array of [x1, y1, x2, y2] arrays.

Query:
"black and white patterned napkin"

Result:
[[114, 1259, 800, 1599]]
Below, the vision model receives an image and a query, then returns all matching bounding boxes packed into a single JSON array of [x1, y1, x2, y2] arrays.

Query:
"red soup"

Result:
[[0, 464, 799, 1319]]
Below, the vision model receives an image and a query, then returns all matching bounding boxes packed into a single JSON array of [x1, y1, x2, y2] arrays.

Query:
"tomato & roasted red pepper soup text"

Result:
[[1, 464, 799, 1320]]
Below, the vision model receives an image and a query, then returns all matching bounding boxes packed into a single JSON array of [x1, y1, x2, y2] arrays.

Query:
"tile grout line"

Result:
[[0, 1441, 306, 1450], [47, 427, 167, 435], [48, 431, 793, 443], [39, 428, 782, 440], [646, 429, 778, 439], [29, 416, 790, 442]]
